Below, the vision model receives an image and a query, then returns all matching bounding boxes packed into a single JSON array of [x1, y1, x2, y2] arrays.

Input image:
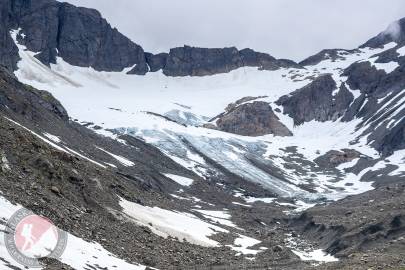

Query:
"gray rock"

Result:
[[314, 149, 361, 168], [300, 49, 360, 66], [0, 0, 20, 70], [376, 118, 405, 157], [0, 67, 69, 121], [161, 46, 301, 77], [50, 186, 61, 194], [0, 0, 302, 77], [276, 75, 353, 125], [145, 52, 168, 72], [127, 62, 149, 75], [361, 17, 405, 48], [212, 100, 292, 137], [343, 61, 386, 95], [6, 0, 147, 72]]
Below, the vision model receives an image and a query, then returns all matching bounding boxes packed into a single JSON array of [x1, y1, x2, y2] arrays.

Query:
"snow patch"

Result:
[[286, 233, 338, 263], [227, 234, 265, 256], [43, 132, 62, 143], [397, 46, 405, 57], [292, 249, 338, 263], [0, 195, 146, 270], [368, 57, 399, 74], [194, 209, 239, 228], [96, 146, 135, 166], [119, 198, 228, 247], [164, 173, 194, 186]]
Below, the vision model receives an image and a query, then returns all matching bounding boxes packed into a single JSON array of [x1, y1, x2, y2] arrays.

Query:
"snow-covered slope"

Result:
[[11, 28, 405, 204]]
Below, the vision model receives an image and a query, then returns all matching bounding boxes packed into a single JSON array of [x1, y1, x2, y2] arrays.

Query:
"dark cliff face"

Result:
[[0, 0, 301, 76], [343, 61, 387, 96], [344, 60, 405, 99], [0, 0, 19, 71], [7, 0, 147, 73], [157, 46, 301, 77], [276, 75, 353, 126], [342, 59, 405, 120], [163, 46, 242, 77], [342, 59, 405, 156], [361, 18, 405, 48]]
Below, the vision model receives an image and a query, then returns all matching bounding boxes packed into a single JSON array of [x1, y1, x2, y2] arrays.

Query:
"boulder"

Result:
[[314, 149, 361, 168]]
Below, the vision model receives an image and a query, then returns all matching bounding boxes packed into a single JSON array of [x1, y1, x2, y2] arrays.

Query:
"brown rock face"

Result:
[[314, 149, 361, 168], [213, 101, 292, 137]]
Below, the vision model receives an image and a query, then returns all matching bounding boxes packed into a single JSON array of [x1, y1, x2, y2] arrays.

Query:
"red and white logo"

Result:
[[4, 208, 67, 268]]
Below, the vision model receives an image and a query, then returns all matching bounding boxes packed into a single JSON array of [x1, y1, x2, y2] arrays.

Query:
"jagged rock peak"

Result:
[[5, 0, 146, 73], [361, 18, 405, 48], [276, 74, 353, 126], [299, 49, 360, 66]]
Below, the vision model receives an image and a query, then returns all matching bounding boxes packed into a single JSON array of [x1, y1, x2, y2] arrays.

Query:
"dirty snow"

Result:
[[164, 173, 194, 186], [119, 198, 228, 247]]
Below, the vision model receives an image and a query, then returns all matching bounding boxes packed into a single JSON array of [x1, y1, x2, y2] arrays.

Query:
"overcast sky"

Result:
[[60, 0, 405, 61]]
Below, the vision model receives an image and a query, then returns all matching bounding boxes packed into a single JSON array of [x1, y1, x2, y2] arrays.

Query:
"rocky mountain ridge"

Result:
[[0, 0, 300, 76]]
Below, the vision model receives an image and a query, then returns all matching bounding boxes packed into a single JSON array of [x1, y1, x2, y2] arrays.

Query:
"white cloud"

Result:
[[59, 0, 405, 61], [384, 20, 402, 40]]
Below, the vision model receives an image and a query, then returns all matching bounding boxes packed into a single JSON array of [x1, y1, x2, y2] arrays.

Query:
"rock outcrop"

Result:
[[209, 99, 292, 137], [0, 0, 19, 71], [299, 49, 359, 66], [314, 149, 361, 168], [160, 46, 301, 77], [0, 67, 68, 121], [361, 18, 405, 48], [276, 75, 353, 126], [7, 0, 147, 73], [342, 62, 387, 95], [375, 117, 405, 157]]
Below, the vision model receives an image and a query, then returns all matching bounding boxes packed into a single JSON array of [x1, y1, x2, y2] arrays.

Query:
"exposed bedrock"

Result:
[[207, 99, 292, 137], [276, 75, 353, 126]]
